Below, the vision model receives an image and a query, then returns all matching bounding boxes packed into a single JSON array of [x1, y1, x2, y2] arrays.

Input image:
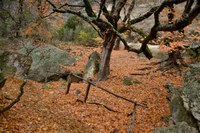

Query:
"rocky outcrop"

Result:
[[152, 63, 200, 132], [165, 83, 198, 128], [83, 51, 100, 80], [182, 63, 200, 130]]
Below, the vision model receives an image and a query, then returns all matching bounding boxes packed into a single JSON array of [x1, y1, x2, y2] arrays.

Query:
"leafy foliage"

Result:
[[56, 16, 98, 46]]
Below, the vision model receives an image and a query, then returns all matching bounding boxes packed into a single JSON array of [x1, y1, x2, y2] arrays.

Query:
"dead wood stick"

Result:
[[88, 102, 121, 113], [73, 99, 120, 113], [65, 75, 72, 94], [84, 80, 92, 103], [0, 80, 27, 114], [127, 104, 137, 133], [71, 73, 147, 108]]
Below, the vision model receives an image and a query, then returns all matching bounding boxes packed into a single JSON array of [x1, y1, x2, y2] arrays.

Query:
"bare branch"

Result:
[[140, 0, 199, 59], [46, 0, 56, 9], [83, 0, 96, 17], [97, 0, 117, 26], [97, 0, 106, 19], [129, 6, 159, 25], [0, 80, 27, 114], [113, 0, 128, 20], [154, 0, 187, 25], [59, 2, 85, 8], [111, 0, 116, 14], [183, 0, 194, 15], [43, 0, 84, 19], [123, 0, 135, 22]]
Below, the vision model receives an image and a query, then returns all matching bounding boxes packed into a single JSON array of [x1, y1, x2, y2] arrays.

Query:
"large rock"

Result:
[[182, 63, 200, 130], [0, 50, 32, 77], [154, 64, 200, 132], [165, 83, 198, 128], [152, 122, 199, 133], [83, 51, 100, 80], [17, 42, 77, 82]]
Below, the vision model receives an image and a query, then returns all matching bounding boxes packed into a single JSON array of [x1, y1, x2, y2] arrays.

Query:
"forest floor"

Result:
[[0, 44, 187, 133]]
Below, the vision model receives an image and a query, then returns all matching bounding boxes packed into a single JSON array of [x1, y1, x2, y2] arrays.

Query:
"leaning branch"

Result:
[[123, 0, 135, 22], [70, 73, 146, 107], [129, 6, 159, 25], [0, 80, 27, 114], [59, 2, 85, 8]]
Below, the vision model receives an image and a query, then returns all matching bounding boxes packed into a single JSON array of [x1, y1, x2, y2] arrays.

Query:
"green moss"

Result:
[[123, 77, 133, 86]]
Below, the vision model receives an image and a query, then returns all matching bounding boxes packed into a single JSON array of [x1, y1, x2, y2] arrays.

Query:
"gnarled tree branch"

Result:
[[140, 0, 199, 59], [0, 80, 27, 114]]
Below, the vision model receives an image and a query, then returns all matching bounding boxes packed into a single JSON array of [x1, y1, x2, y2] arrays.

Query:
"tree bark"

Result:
[[114, 38, 120, 50], [98, 42, 113, 80], [98, 36, 116, 80]]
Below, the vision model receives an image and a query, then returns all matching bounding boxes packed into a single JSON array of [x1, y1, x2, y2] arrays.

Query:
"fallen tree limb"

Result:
[[127, 104, 137, 133], [69, 72, 147, 108], [73, 99, 120, 113], [0, 80, 27, 114], [88, 102, 121, 113]]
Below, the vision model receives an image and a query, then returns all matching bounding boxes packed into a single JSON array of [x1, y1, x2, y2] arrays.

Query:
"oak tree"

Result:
[[46, 0, 200, 80]]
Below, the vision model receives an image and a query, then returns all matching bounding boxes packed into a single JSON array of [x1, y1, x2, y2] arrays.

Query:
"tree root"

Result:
[[137, 57, 188, 76]]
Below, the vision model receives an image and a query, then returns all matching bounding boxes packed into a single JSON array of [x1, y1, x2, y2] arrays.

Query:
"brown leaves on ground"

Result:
[[0, 45, 185, 133]]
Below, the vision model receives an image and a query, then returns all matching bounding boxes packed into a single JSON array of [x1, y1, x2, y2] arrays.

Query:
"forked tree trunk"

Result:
[[98, 37, 116, 81]]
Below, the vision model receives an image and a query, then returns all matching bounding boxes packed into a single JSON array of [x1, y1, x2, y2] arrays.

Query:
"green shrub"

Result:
[[78, 27, 98, 46], [56, 16, 98, 46], [57, 16, 83, 41]]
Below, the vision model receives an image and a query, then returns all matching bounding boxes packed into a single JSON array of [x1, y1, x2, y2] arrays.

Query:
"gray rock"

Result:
[[182, 64, 200, 130], [161, 64, 200, 132], [83, 51, 100, 80], [152, 122, 199, 133], [165, 83, 198, 128], [0, 50, 32, 77], [17, 42, 77, 82]]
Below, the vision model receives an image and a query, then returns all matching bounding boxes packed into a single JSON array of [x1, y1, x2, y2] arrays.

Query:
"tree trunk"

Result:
[[98, 38, 116, 81], [114, 38, 120, 50]]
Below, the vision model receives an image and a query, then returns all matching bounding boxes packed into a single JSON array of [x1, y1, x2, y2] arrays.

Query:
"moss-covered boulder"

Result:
[[154, 64, 200, 132], [0, 50, 32, 77], [83, 51, 100, 80], [17, 41, 77, 82]]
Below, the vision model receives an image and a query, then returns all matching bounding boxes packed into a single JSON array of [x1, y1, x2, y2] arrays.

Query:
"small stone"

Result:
[[74, 89, 81, 95]]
